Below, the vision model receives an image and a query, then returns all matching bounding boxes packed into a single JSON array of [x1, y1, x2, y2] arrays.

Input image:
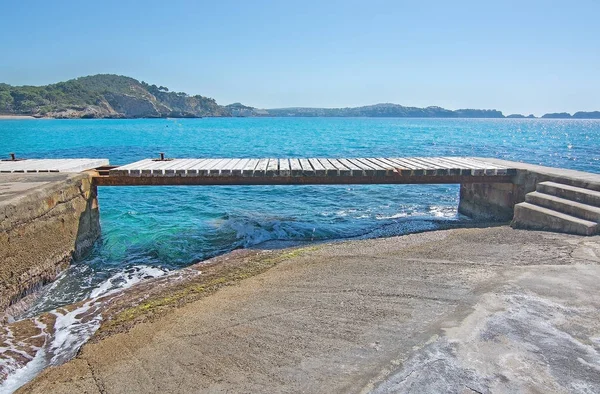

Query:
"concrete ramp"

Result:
[[0, 159, 109, 173]]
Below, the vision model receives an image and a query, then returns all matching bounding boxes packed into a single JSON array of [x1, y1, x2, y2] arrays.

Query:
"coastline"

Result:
[[2, 115, 600, 120], [0, 115, 38, 120], [12, 225, 600, 393]]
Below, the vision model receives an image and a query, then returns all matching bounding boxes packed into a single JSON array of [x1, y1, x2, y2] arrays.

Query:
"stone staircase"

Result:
[[512, 181, 600, 235]]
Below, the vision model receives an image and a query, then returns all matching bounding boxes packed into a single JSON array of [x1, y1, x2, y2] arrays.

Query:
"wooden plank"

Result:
[[422, 157, 462, 175], [2, 159, 46, 172], [211, 158, 236, 175], [386, 158, 419, 169], [338, 159, 363, 176], [467, 157, 509, 169], [386, 158, 422, 176], [279, 158, 291, 176], [317, 158, 339, 176], [253, 158, 269, 176], [356, 158, 388, 176], [299, 158, 314, 176], [182, 159, 209, 176], [347, 158, 375, 176], [9, 158, 106, 173], [375, 157, 404, 169], [189, 159, 217, 176], [367, 158, 397, 175], [25, 159, 69, 172], [308, 158, 326, 176], [38, 159, 77, 171], [242, 159, 260, 176], [230, 158, 251, 175], [461, 157, 509, 175], [163, 159, 197, 177], [440, 157, 484, 176], [372, 158, 403, 175], [220, 158, 242, 176], [114, 159, 154, 171], [433, 157, 476, 176], [140, 159, 176, 177], [327, 159, 351, 176], [400, 158, 437, 176], [48, 159, 83, 171], [150, 159, 182, 176], [289, 158, 303, 176], [189, 158, 220, 176], [449, 157, 493, 175], [266, 158, 279, 176], [411, 157, 451, 175]]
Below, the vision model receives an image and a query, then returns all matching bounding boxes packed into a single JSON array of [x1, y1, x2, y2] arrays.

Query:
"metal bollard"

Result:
[[159, 152, 165, 161]]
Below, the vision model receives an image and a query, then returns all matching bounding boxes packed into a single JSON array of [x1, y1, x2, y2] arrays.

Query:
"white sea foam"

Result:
[[89, 265, 168, 299], [0, 265, 167, 393]]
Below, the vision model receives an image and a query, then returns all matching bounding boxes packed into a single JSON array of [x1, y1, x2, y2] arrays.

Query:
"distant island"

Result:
[[1, 74, 599, 119]]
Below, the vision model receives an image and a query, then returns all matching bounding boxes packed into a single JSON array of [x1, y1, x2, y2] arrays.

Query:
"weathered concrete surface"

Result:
[[0, 173, 100, 315], [19, 226, 600, 393], [458, 182, 515, 221]]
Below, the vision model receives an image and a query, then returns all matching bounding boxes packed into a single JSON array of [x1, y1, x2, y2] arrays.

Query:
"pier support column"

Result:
[[458, 182, 516, 221]]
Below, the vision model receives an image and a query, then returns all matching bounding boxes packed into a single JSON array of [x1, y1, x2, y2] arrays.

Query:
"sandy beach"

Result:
[[0, 115, 37, 120], [17, 225, 600, 393]]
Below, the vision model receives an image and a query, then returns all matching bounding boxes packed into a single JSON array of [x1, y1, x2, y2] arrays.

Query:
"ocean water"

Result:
[[1, 117, 599, 390]]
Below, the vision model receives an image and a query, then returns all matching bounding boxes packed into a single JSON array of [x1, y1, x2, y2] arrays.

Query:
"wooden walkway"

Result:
[[0, 158, 109, 173], [96, 157, 516, 186]]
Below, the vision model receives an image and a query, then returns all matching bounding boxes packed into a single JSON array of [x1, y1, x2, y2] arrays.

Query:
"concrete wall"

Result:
[[458, 159, 600, 222], [458, 182, 516, 221], [458, 171, 554, 222], [0, 173, 100, 315]]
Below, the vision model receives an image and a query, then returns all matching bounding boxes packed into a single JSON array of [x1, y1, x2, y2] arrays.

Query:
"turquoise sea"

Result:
[[2, 117, 600, 313]]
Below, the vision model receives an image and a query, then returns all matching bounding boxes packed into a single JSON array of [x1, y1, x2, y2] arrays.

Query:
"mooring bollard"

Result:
[[9, 153, 16, 161], [159, 152, 165, 161]]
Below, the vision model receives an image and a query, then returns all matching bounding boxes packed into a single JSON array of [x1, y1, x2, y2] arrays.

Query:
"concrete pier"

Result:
[[0, 173, 100, 316]]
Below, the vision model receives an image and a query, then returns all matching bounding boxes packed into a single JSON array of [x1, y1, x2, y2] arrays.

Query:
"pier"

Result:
[[96, 157, 516, 185], [2, 156, 600, 237]]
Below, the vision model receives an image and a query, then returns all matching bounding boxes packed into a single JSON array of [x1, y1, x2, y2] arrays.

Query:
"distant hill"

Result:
[[541, 111, 600, 119], [506, 114, 537, 118], [263, 103, 505, 118], [0, 74, 229, 118], [1, 74, 598, 119], [225, 102, 269, 117]]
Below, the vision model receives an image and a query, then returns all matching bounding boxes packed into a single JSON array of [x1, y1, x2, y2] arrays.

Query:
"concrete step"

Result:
[[536, 181, 600, 208], [511, 202, 598, 236], [525, 191, 600, 223]]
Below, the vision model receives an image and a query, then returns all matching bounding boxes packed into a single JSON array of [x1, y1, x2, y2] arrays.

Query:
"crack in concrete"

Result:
[[85, 359, 106, 394]]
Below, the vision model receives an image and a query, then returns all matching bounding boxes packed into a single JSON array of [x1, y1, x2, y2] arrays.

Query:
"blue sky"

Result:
[[1, 0, 598, 115]]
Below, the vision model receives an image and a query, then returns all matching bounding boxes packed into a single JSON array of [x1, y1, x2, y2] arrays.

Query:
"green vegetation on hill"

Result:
[[0, 74, 229, 118]]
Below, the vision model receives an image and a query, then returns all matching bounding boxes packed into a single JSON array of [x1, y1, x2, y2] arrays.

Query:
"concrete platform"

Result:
[[18, 227, 600, 393]]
